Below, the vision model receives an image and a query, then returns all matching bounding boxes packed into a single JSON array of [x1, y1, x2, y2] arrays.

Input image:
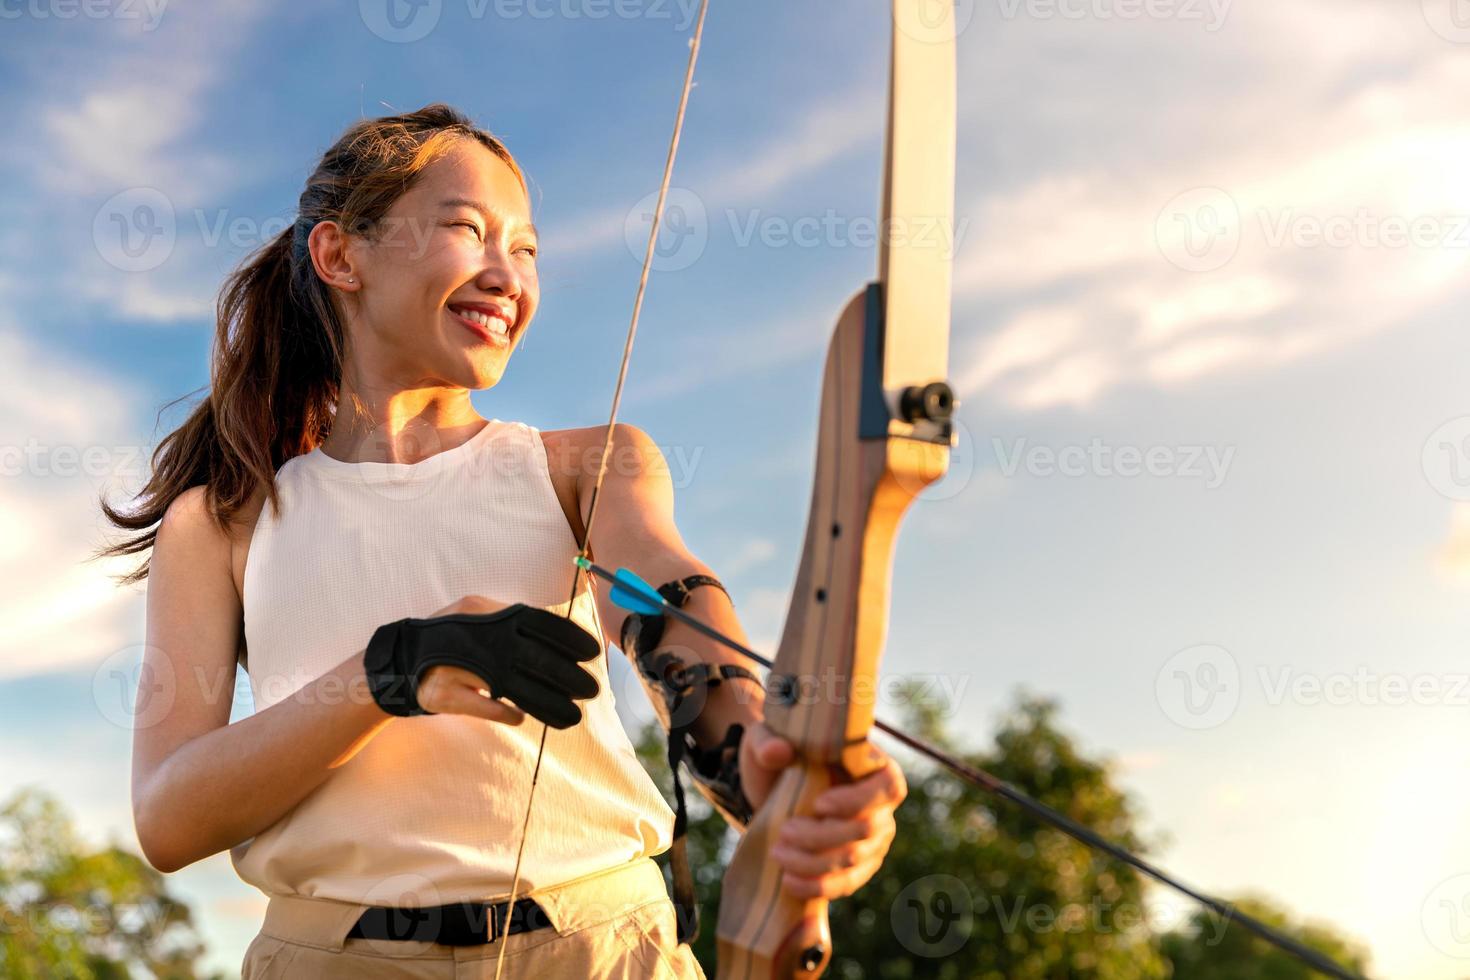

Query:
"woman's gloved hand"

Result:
[[363, 596, 601, 729]]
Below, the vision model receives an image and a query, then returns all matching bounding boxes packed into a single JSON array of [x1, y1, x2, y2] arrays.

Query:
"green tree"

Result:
[[830, 692, 1169, 980], [638, 691, 1168, 979], [0, 787, 223, 979], [638, 689, 1368, 979], [1159, 895, 1371, 980]]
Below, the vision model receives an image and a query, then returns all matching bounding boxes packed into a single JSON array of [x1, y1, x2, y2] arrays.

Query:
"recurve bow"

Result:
[[548, 4, 1366, 976], [501, 3, 1366, 977]]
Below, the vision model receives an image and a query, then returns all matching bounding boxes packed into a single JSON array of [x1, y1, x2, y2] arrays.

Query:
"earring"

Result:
[[347, 278, 355, 284]]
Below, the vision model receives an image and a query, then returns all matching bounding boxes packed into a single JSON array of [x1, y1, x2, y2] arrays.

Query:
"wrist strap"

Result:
[[638, 650, 759, 946], [619, 574, 731, 657], [616, 572, 746, 945]]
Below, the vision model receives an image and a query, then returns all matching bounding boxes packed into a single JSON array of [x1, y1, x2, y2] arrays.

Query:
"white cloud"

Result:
[[701, 92, 877, 203], [39, 85, 219, 199], [5, 3, 277, 326], [0, 329, 149, 680], [950, 1, 1470, 410], [957, 305, 1089, 400], [734, 586, 788, 656], [716, 537, 778, 578], [546, 88, 878, 258]]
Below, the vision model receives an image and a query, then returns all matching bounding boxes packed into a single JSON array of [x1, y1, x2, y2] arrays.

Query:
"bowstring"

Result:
[[491, 3, 711, 976]]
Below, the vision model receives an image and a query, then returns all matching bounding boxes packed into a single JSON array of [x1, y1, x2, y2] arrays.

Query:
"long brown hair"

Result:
[[96, 103, 527, 585]]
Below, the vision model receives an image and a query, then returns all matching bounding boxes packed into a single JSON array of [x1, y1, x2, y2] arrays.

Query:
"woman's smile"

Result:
[[448, 302, 515, 347]]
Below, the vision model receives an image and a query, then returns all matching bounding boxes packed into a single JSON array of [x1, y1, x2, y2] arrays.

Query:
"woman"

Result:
[[101, 103, 906, 978]]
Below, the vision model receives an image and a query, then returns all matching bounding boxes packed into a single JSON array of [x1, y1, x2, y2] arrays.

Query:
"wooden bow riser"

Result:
[[715, 287, 950, 980]]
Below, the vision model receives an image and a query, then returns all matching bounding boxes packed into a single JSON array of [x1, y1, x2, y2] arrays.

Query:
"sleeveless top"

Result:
[[229, 418, 674, 904]]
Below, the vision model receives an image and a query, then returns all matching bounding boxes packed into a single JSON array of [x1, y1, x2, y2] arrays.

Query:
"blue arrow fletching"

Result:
[[609, 567, 664, 616]]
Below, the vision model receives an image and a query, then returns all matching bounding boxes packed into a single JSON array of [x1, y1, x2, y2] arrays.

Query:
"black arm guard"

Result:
[[618, 573, 761, 943], [636, 650, 758, 827]]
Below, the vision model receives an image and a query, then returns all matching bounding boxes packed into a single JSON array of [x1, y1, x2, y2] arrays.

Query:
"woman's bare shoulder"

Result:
[[536, 427, 600, 543], [537, 424, 600, 469], [534, 423, 661, 547], [538, 422, 658, 472], [227, 483, 272, 607]]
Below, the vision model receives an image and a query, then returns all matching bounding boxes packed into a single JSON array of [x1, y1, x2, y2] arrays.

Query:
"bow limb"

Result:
[[714, 2, 957, 977]]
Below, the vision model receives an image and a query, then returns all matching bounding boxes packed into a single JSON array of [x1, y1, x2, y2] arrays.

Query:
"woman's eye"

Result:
[[516, 245, 538, 258], [452, 221, 482, 238]]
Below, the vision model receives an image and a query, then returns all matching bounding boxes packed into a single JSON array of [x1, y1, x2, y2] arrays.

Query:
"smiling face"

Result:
[[340, 138, 540, 393]]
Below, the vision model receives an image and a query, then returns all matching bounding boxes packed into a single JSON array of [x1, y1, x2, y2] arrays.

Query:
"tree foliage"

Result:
[[0, 787, 223, 980], [637, 689, 1369, 979], [0, 695, 1370, 978], [1160, 895, 1371, 980]]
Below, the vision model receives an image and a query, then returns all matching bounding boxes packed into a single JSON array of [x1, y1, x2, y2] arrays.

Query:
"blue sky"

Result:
[[3, 0, 1470, 976]]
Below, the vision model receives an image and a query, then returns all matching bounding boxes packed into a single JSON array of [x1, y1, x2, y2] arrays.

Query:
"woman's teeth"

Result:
[[455, 307, 508, 336]]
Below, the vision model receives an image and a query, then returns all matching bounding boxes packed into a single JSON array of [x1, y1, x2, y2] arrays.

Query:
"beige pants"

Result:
[[241, 858, 705, 979]]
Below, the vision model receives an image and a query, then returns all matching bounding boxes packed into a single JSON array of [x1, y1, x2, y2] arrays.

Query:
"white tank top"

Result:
[[229, 418, 674, 904]]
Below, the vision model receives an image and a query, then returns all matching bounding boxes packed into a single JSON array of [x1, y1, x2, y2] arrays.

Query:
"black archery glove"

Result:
[[363, 604, 601, 729]]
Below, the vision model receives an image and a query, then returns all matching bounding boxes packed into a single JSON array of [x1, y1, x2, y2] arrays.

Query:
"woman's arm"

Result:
[[130, 486, 395, 873], [563, 423, 763, 747], [568, 423, 905, 902]]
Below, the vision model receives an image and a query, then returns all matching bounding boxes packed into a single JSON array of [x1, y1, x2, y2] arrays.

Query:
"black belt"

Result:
[[346, 897, 552, 946]]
